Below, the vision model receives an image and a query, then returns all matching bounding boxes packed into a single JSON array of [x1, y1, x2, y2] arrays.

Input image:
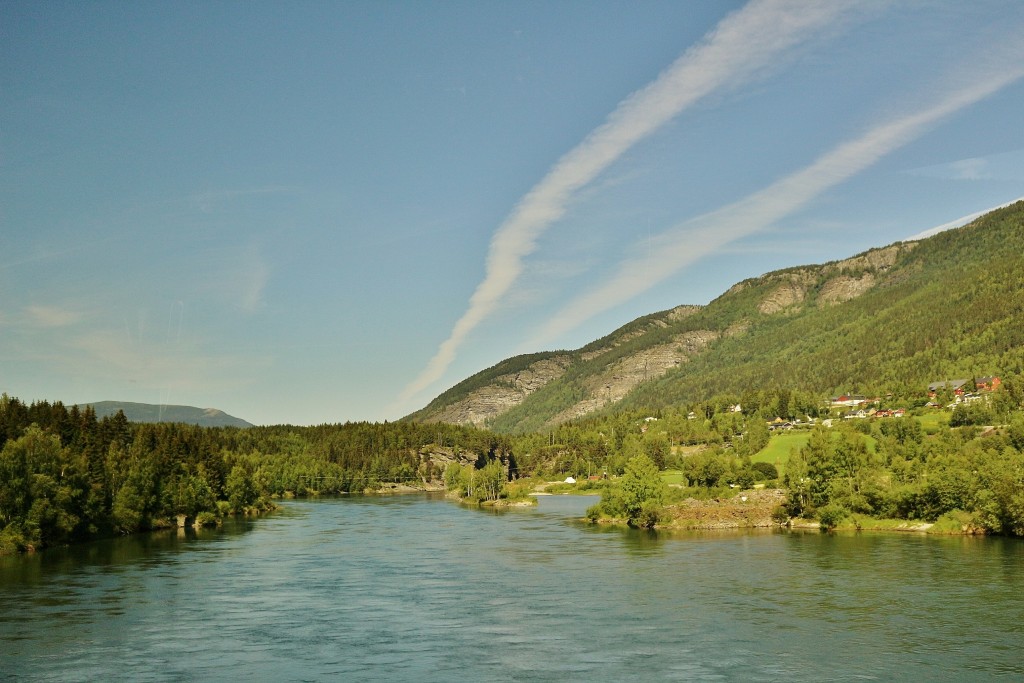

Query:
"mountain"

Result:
[[80, 401, 253, 428], [406, 200, 1024, 433]]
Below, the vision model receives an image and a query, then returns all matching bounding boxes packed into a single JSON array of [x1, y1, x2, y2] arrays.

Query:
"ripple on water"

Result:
[[2, 496, 1023, 682]]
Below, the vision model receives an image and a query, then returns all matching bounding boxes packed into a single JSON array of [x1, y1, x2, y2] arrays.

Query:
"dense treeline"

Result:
[[783, 412, 1024, 534], [5, 375, 1024, 553], [511, 380, 1024, 535], [0, 395, 509, 553], [507, 386, 822, 478]]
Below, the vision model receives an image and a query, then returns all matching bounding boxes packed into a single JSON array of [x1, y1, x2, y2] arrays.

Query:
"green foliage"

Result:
[[949, 402, 997, 427], [588, 454, 667, 528], [0, 394, 509, 552], [750, 461, 779, 481], [817, 503, 849, 530], [225, 465, 257, 513], [683, 451, 728, 488]]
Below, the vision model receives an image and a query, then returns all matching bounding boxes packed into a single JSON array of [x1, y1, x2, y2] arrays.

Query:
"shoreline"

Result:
[[587, 487, 990, 536]]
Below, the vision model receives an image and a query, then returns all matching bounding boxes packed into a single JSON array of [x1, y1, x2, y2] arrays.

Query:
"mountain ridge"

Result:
[[80, 401, 253, 428], [406, 200, 1024, 433]]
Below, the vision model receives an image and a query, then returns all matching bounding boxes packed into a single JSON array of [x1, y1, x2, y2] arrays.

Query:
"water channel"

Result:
[[2, 494, 1022, 681]]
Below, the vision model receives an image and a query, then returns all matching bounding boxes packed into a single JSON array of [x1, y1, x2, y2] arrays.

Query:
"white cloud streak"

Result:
[[24, 305, 83, 328], [398, 0, 867, 404], [528, 56, 1024, 348], [908, 195, 1024, 240]]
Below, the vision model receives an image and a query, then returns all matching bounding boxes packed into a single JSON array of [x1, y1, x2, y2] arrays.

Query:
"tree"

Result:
[[802, 426, 836, 508], [226, 465, 257, 512], [618, 453, 667, 527], [0, 426, 86, 548], [737, 418, 770, 458], [643, 430, 670, 470]]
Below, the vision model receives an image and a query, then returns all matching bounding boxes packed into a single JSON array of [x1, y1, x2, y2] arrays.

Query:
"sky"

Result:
[[3, 1, 1024, 426]]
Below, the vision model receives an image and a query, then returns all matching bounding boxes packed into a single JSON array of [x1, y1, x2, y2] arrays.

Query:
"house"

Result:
[[976, 376, 1002, 391], [831, 394, 867, 407], [928, 379, 970, 397]]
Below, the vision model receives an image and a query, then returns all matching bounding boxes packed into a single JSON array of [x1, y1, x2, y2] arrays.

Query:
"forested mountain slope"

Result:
[[408, 201, 1024, 434]]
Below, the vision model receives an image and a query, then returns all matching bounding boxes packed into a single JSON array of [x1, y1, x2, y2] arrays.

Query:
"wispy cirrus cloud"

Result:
[[67, 327, 266, 393], [905, 149, 1024, 183], [24, 305, 84, 328], [398, 0, 873, 404], [527, 48, 1024, 348]]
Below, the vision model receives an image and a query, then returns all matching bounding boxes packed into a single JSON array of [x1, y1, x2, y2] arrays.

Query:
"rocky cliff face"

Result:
[[423, 355, 572, 427], [755, 242, 917, 315], [549, 330, 718, 426]]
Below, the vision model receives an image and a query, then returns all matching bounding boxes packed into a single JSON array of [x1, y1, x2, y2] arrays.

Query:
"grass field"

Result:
[[752, 431, 809, 466], [915, 410, 950, 434], [752, 425, 883, 466], [662, 469, 686, 485]]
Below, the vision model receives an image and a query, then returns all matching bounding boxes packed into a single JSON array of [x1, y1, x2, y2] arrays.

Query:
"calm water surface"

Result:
[[2, 494, 1023, 682]]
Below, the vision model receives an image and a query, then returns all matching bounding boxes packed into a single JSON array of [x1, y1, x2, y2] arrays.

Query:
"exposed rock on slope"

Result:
[[549, 330, 719, 426], [756, 243, 917, 314], [422, 355, 572, 427], [759, 278, 809, 314], [818, 273, 877, 305]]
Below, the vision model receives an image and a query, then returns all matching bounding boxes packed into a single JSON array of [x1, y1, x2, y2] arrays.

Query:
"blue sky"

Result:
[[3, 1, 1023, 426]]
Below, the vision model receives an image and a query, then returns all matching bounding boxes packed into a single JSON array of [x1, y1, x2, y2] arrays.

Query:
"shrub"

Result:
[[630, 501, 662, 529], [751, 461, 779, 481], [771, 505, 790, 525], [194, 511, 220, 528], [930, 510, 979, 534], [817, 503, 849, 531]]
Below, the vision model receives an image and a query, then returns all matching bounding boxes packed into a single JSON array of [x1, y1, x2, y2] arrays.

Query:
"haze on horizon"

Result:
[[3, 1, 1023, 426]]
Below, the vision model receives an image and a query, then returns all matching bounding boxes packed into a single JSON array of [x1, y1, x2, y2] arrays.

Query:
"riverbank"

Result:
[[588, 486, 992, 535], [656, 488, 787, 530]]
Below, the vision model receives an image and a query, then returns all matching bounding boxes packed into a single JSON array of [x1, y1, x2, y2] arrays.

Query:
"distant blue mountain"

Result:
[[80, 401, 253, 428]]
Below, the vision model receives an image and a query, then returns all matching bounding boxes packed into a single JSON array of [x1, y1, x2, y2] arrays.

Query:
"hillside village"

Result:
[[687, 377, 1006, 434]]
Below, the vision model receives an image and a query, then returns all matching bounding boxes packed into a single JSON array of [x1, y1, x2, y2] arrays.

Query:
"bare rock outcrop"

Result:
[[548, 330, 719, 426], [834, 243, 915, 272], [426, 355, 572, 427], [667, 304, 701, 321], [815, 242, 917, 306], [759, 281, 807, 314], [818, 273, 877, 305]]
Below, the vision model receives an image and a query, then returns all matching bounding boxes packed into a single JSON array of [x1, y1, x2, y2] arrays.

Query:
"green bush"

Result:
[[771, 505, 790, 525], [194, 511, 220, 528], [631, 500, 662, 529], [751, 461, 779, 481], [817, 503, 849, 531]]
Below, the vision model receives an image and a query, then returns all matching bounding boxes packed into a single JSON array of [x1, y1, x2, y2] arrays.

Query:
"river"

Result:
[[2, 494, 1022, 682]]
